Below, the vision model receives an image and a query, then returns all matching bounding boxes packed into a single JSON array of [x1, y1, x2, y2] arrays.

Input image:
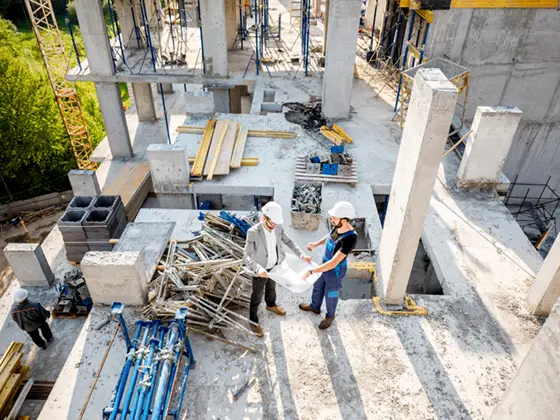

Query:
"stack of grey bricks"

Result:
[[58, 196, 127, 262]]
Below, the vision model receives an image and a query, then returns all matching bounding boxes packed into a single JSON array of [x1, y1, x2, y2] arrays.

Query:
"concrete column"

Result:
[[313, 0, 322, 17], [229, 86, 242, 114], [146, 144, 190, 193], [321, 0, 361, 119], [156, 83, 174, 94], [210, 88, 231, 113], [379, 69, 458, 305], [132, 83, 157, 122], [491, 298, 560, 419], [528, 236, 560, 316], [225, 0, 238, 50], [68, 170, 101, 196], [457, 106, 522, 189], [3, 244, 54, 287], [114, 0, 137, 48], [200, 0, 229, 76], [95, 82, 133, 158], [74, 0, 114, 75]]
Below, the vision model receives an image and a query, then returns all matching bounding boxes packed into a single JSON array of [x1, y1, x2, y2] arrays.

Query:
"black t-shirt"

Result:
[[329, 228, 358, 255]]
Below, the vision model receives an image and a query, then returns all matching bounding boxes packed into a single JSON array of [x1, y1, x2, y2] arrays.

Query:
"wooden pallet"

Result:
[[0, 343, 30, 418], [295, 157, 358, 187]]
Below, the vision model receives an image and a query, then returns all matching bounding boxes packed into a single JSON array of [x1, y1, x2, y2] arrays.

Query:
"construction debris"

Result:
[[143, 212, 261, 346], [53, 270, 92, 317], [291, 183, 323, 230], [282, 102, 327, 130]]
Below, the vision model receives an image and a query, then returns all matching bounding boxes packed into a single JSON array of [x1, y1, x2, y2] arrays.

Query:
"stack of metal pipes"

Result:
[[104, 307, 195, 420], [142, 213, 261, 349]]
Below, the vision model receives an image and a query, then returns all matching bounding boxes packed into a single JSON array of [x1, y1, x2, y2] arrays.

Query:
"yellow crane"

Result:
[[23, 0, 97, 170]]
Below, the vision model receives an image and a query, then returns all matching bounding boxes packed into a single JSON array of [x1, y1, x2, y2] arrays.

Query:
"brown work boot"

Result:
[[299, 303, 320, 314], [319, 316, 335, 330], [266, 305, 286, 316], [251, 324, 264, 337]]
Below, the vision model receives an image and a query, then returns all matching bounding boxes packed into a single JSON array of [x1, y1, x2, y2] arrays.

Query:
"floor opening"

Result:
[[406, 240, 444, 295]]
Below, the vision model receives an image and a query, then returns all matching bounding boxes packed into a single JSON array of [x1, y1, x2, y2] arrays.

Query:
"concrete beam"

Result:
[[74, 0, 114, 75], [81, 251, 147, 305], [379, 68, 458, 305], [322, 0, 362, 119], [3, 243, 54, 287], [68, 170, 101, 196], [146, 144, 190, 193], [131, 83, 157, 122], [457, 106, 522, 188], [95, 82, 133, 158], [491, 298, 560, 419], [200, 0, 229, 76], [528, 236, 560, 316]]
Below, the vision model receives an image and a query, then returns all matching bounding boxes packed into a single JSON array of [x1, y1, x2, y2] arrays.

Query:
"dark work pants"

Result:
[[249, 276, 277, 323], [27, 323, 53, 349]]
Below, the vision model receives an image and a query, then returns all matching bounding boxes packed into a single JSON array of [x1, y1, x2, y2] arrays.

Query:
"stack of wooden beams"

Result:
[[0, 343, 30, 418], [179, 120, 296, 179], [320, 124, 353, 145], [102, 161, 152, 221]]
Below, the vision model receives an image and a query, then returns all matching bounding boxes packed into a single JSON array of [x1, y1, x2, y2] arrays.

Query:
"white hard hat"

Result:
[[14, 288, 28, 303], [328, 201, 356, 219], [262, 201, 284, 224]]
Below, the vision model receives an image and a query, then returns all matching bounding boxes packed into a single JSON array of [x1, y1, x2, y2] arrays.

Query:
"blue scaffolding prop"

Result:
[[301, 0, 311, 76], [104, 303, 195, 420]]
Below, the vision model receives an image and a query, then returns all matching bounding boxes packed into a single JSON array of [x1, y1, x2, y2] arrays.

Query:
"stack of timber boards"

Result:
[[102, 161, 152, 220], [185, 120, 296, 179], [295, 156, 358, 186], [0, 343, 29, 418]]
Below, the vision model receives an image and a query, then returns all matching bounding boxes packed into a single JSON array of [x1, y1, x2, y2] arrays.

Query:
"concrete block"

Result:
[[3, 243, 54, 286], [491, 298, 560, 419], [83, 209, 118, 240], [457, 106, 522, 188], [68, 196, 94, 210], [146, 144, 190, 193], [379, 68, 458, 305], [58, 209, 88, 242], [322, 0, 362, 119], [68, 170, 101, 196], [527, 236, 560, 316], [81, 251, 148, 305]]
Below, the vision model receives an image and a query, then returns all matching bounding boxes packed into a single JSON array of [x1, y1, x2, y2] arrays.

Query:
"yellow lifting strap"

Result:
[[372, 295, 429, 316]]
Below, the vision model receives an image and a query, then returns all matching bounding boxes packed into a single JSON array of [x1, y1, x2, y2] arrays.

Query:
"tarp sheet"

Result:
[[268, 253, 321, 293]]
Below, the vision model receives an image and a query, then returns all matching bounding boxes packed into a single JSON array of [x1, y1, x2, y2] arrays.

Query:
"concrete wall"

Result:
[[491, 298, 560, 419], [425, 9, 560, 191]]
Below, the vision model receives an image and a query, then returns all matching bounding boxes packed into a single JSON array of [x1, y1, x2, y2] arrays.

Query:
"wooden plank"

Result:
[[214, 122, 240, 175], [230, 126, 249, 168], [177, 125, 296, 139], [203, 121, 229, 176], [189, 156, 258, 166], [5, 378, 34, 420], [206, 124, 229, 180], [191, 119, 216, 176], [0, 353, 22, 392], [0, 374, 20, 412], [0, 344, 22, 373]]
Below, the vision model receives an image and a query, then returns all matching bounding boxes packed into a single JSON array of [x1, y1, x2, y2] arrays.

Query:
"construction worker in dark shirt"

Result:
[[11, 289, 53, 350]]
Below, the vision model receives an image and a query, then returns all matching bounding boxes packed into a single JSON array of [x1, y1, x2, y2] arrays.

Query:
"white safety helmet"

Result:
[[328, 201, 356, 220], [262, 201, 284, 224], [14, 288, 28, 303]]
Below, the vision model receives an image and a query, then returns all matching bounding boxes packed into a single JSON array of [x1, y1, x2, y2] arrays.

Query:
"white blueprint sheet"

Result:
[[268, 253, 321, 293]]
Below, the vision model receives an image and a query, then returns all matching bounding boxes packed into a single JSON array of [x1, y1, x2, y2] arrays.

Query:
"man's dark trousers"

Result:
[[27, 323, 53, 349], [250, 276, 277, 323]]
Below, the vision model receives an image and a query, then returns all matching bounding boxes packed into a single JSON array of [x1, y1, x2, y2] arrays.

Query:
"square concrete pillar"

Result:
[[81, 251, 147, 305], [210, 88, 231, 113], [490, 298, 560, 419], [379, 69, 458, 305], [321, 0, 361, 119], [68, 170, 101, 196], [528, 236, 560, 316], [3, 244, 54, 287], [200, 0, 228, 76], [146, 144, 190, 193], [132, 83, 157, 122], [313, 0, 322, 17], [225, 0, 238, 50], [95, 82, 133, 158], [114, 0, 142, 48], [457, 106, 522, 189], [156, 83, 174, 94], [74, 0, 114, 75]]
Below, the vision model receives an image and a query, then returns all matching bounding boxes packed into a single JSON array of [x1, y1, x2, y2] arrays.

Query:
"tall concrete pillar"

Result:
[[209, 88, 231, 113], [457, 106, 522, 189], [490, 298, 560, 419], [74, 0, 133, 158], [95, 82, 133, 158], [321, 0, 361, 119], [200, 0, 228, 76], [225, 0, 238, 50], [313, 0, 322, 17], [132, 83, 157, 122], [114, 0, 141, 48], [528, 237, 560, 316], [379, 69, 458, 305]]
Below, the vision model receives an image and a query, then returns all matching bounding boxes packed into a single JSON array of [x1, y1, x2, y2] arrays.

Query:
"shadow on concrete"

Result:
[[318, 323, 368, 420]]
